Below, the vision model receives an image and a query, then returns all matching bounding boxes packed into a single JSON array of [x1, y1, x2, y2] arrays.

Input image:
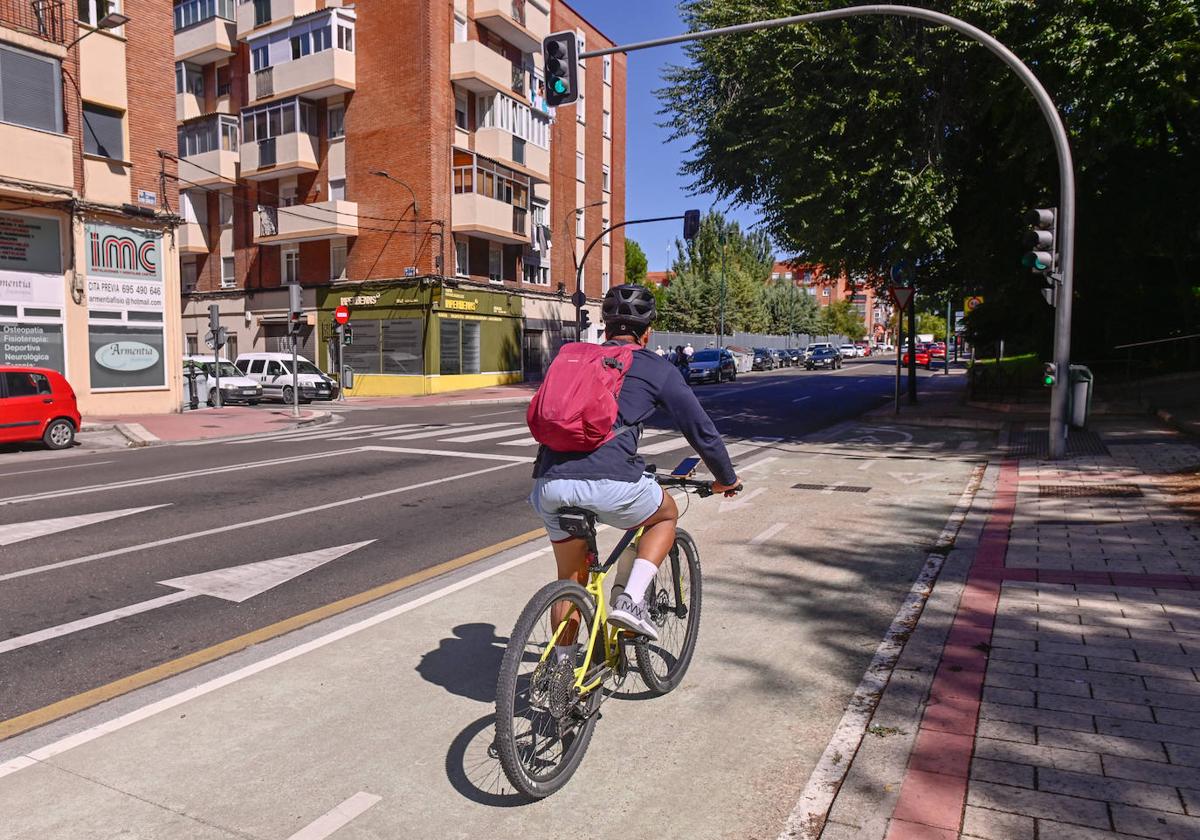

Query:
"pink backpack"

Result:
[[527, 342, 636, 452]]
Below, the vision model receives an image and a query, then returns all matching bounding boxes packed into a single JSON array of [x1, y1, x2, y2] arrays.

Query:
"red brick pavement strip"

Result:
[[884, 455, 1200, 839]]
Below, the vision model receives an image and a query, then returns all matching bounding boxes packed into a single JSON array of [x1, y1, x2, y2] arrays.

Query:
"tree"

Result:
[[816, 300, 867, 341], [762, 279, 820, 336], [625, 239, 648, 286], [659, 0, 1200, 365]]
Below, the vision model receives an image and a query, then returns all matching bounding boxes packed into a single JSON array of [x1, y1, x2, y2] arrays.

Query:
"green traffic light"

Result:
[[553, 79, 566, 94]]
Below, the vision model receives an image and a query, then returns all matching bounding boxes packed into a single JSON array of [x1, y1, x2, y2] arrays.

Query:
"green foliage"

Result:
[[625, 239, 649, 285], [816, 299, 867, 341], [762, 277, 820, 335], [658, 0, 1200, 361], [918, 312, 948, 341]]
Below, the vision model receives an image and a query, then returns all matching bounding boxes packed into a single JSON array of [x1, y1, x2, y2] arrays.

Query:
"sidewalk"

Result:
[[340, 382, 537, 408], [83, 405, 330, 445], [816, 416, 1200, 840]]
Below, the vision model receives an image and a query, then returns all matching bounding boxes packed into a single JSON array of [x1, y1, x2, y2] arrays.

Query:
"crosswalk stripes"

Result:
[[498, 427, 674, 448], [227, 423, 422, 445], [380, 421, 516, 441], [437, 424, 529, 443]]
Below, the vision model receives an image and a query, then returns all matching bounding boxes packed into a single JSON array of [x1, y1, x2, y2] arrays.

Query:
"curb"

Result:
[[95, 410, 334, 448], [1157, 407, 1200, 438], [861, 412, 1005, 432]]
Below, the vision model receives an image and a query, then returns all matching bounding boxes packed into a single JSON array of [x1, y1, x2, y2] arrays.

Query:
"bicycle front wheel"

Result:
[[635, 528, 702, 694], [495, 579, 599, 799]]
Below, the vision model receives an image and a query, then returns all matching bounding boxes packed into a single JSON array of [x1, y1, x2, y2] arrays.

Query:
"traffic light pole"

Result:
[[580, 4, 1076, 459]]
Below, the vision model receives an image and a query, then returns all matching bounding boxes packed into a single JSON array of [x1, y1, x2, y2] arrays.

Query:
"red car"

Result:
[[901, 345, 934, 369], [0, 367, 81, 449]]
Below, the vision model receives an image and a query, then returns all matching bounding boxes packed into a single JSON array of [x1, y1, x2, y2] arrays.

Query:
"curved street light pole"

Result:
[[581, 5, 1076, 458]]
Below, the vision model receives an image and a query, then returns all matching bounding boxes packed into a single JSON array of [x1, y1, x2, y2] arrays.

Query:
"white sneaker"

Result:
[[607, 592, 659, 642]]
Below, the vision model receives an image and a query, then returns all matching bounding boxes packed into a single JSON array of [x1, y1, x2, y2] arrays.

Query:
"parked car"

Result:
[[785, 348, 804, 366], [772, 348, 792, 368], [234, 353, 338, 403], [928, 342, 947, 362], [751, 348, 776, 371], [855, 343, 872, 357], [687, 349, 737, 384], [902, 344, 934, 369], [839, 343, 860, 359], [184, 356, 263, 406], [806, 346, 843, 370], [805, 342, 833, 360], [0, 366, 80, 450]]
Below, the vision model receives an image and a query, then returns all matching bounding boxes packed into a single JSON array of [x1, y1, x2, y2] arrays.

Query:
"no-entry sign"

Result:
[[334, 305, 350, 325]]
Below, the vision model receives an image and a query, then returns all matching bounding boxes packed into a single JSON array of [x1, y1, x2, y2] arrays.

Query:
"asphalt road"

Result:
[[0, 359, 951, 724]]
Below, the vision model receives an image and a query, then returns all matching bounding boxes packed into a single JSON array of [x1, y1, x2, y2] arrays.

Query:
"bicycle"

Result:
[[493, 465, 741, 798]]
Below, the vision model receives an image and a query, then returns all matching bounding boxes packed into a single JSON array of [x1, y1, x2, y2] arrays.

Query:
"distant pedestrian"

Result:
[[684, 343, 694, 358], [655, 345, 665, 357]]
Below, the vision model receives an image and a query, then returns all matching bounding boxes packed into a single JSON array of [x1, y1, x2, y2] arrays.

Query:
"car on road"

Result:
[[839, 343, 860, 359], [184, 356, 262, 406], [785, 348, 804, 366], [751, 348, 776, 371], [772, 348, 792, 368], [855, 343, 872, 357], [0, 366, 80, 450], [902, 344, 934, 369], [234, 353, 338, 403], [687, 348, 737, 384], [806, 346, 843, 370]]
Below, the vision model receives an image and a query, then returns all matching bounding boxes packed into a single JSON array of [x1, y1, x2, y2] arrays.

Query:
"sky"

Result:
[[568, 0, 766, 272]]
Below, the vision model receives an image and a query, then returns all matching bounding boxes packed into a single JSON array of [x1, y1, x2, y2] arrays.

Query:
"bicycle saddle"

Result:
[[556, 507, 597, 539]]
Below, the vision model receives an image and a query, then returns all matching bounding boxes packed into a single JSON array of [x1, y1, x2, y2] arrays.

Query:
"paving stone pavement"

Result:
[[814, 418, 1200, 840]]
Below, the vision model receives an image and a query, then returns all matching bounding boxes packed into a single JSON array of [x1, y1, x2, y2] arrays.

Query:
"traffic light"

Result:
[[342, 324, 353, 346], [1023, 208, 1058, 307], [543, 31, 579, 107], [683, 209, 700, 241], [288, 283, 303, 335], [579, 309, 592, 334], [1043, 362, 1056, 388]]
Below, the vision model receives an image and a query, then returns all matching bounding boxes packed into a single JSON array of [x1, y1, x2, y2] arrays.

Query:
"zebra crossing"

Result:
[[181, 418, 778, 468]]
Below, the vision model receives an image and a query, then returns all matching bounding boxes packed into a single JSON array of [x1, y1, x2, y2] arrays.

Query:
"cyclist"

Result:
[[530, 284, 740, 651]]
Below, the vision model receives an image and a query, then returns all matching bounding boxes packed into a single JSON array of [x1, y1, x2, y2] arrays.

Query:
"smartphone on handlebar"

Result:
[[671, 457, 701, 477]]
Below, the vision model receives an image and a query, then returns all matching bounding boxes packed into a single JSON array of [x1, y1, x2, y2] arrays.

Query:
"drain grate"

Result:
[[1008, 430, 1110, 458], [792, 483, 872, 493], [1038, 484, 1143, 498]]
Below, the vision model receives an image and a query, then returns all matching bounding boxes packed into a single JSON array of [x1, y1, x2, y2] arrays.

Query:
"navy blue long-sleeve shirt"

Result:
[[533, 342, 737, 486]]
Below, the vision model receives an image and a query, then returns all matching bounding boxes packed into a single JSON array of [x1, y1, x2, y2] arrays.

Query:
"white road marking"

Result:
[[821, 481, 846, 495], [360, 445, 532, 463], [0, 460, 115, 479], [0, 543, 553, 781], [792, 396, 811, 403], [499, 436, 539, 446], [227, 423, 409, 445], [638, 436, 692, 456], [887, 472, 939, 485], [287, 792, 383, 840], [719, 487, 766, 512], [438, 425, 530, 443], [0, 505, 169, 546], [833, 386, 845, 391], [740, 455, 778, 472], [381, 421, 515, 441], [724, 442, 766, 460], [472, 409, 520, 418], [0, 543, 374, 655], [0, 462, 523, 584], [749, 523, 787, 545], [290, 424, 424, 442], [857, 460, 876, 471]]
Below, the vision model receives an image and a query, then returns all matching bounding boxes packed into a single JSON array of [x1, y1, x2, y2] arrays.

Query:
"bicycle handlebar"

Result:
[[652, 473, 744, 499]]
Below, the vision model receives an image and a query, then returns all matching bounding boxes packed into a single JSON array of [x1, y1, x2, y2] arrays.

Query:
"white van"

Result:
[[184, 355, 263, 406], [234, 352, 338, 404]]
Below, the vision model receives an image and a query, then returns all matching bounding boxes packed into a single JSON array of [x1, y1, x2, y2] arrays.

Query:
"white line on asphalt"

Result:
[[227, 423, 406, 445], [471, 409, 520, 418], [719, 487, 765, 513], [833, 386, 845, 391], [857, 460, 876, 471], [749, 523, 787, 545], [381, 421, 515, 441], [739, 455, 777, 472], [0, 592, 193, 654], [724, 441, 767, 460], [0, 450, 356, 507], [438, 425, 530, 443], [821, 481, 846, 495], [0, 543, 553, 781], [777, 463, 987, 840], [360, 446, 533, 463], [498, 436, 538, 446], [638, 436, 691, 456], [0, 462, 524, 584], [319, 425, 429, 442], [0, 460, 115, 479], [0, 505, 170, 547], [792, 396, 811, 403], [287, 792, 383, 840]]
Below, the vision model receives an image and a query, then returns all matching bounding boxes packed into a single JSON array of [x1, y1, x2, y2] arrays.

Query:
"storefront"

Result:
[[316, 280, 523, 396], [0, 208, 182, 415]]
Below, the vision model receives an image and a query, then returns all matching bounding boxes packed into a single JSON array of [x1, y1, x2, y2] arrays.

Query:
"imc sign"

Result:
[[87, 223, 159, 280], [94, 341, 160, 372]]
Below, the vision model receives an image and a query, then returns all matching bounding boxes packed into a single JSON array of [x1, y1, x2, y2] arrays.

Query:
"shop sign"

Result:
[[0, 322, 64, 371], [0, 212, 61, 274], [0, 271, 64, 308], [94, 341, 161, 372], [339, 293, 381, 306], [443, 297, 478, 312], [87, 325, 166, 389]]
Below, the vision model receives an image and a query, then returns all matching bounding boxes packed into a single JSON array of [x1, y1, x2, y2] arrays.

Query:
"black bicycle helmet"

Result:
[[601, 284, 656, 334]]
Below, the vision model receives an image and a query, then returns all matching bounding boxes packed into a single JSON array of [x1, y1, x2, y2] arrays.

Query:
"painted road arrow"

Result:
[[0, 505, 170, 546], [0, 541, 374, 655]]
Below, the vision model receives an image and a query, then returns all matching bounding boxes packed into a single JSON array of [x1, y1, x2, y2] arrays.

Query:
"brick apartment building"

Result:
[[176, 0, 625, 396], [771, 261, 889, 342], [0, 0, 183, 414]]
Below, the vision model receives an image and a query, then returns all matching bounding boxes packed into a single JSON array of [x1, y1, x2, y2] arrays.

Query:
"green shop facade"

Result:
[[316, 280, 524, 396]]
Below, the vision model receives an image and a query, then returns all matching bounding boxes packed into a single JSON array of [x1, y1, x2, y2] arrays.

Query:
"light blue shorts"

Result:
[[530, 475, 664, 542]]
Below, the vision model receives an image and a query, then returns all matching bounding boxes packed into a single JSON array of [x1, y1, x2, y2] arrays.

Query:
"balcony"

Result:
[[174, 11, 236, 64], [0, 121, 73, 196], [236, 0, 316, 39], [252, 48, 355, 103], [178, 222, 210, 254], [254, 200, 358, 244], [241, 132, 318, 180], [474, 128, 548, 181], [450, 40, 526, 101], [451, 192, 529, 245], [0, 0, 67, 44], [473, 0, 546, 54], [179, 149, 238, 188], [177, 90, 202, 122]]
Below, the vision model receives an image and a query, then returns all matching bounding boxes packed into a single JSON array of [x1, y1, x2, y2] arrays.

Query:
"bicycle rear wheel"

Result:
[[635, 528, 702, 694], [495, 579, 599, 799]]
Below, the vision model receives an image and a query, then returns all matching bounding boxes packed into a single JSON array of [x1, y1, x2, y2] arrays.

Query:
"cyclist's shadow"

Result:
[[416, 622, 506, 704]]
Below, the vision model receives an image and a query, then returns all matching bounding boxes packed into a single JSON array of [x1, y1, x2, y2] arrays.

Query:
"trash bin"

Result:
[[1069, 365, 1094, 428], [343, 366, 354, 392]]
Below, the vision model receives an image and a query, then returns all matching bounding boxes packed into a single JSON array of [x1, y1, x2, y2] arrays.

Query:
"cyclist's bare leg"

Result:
[[550, 537, 589, 644], [632, 489, 679, 569]]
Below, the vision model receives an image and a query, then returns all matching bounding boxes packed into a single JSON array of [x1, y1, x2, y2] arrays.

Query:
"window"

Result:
[[337, 23, 353, 52], [488, 243, 502, 283], [216, 65, 231, 98], [247, 359, 264, 374], [242, 97, 316, 142], [576, 151, 584, 181], [179, 190, 200, 223], [3, 370, 50, 396], [602, 109, 610, 138], [0, 45, 61, 134], [175, 62, 204, 96], [453, 14, 467, 43], [451, 150, 530, 209], [771, 272, 780, 280], [523, 262, 549, 285], [455, 239, 468, 277], [454, 93, 468, 131], [476, 92, 549, 148], [253, 0, 269, 27], [282, 248, 299, 284], [177, 115, 238, 157], [186, 334, 198, 353], [219, 193, 233, 226], [83, 103, 124, 160], [279, 183, 296, 206], [220, 257, 235, 288], [822, 287, 830, 297], [174, 0, 235, 32], [78, 0, 121, 28], [601, 164, 610, 193], [330, 241, 346, 280], [603, 55, 611, 83], [251, 44, 269, 71], [327, 104, 345, 139], [182, 262, 198, 292], [328, 178, 346, 201], [785, 272, 793, 280], [439, 320, 480, 375]]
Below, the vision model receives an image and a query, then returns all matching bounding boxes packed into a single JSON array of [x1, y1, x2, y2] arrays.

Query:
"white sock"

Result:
[[555, 644, 575, 664], [621, 559, 658, 605]]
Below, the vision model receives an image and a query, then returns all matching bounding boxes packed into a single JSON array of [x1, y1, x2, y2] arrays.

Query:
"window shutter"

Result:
[[1, 46, 60, 133], [82, 103, 124, 160]]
